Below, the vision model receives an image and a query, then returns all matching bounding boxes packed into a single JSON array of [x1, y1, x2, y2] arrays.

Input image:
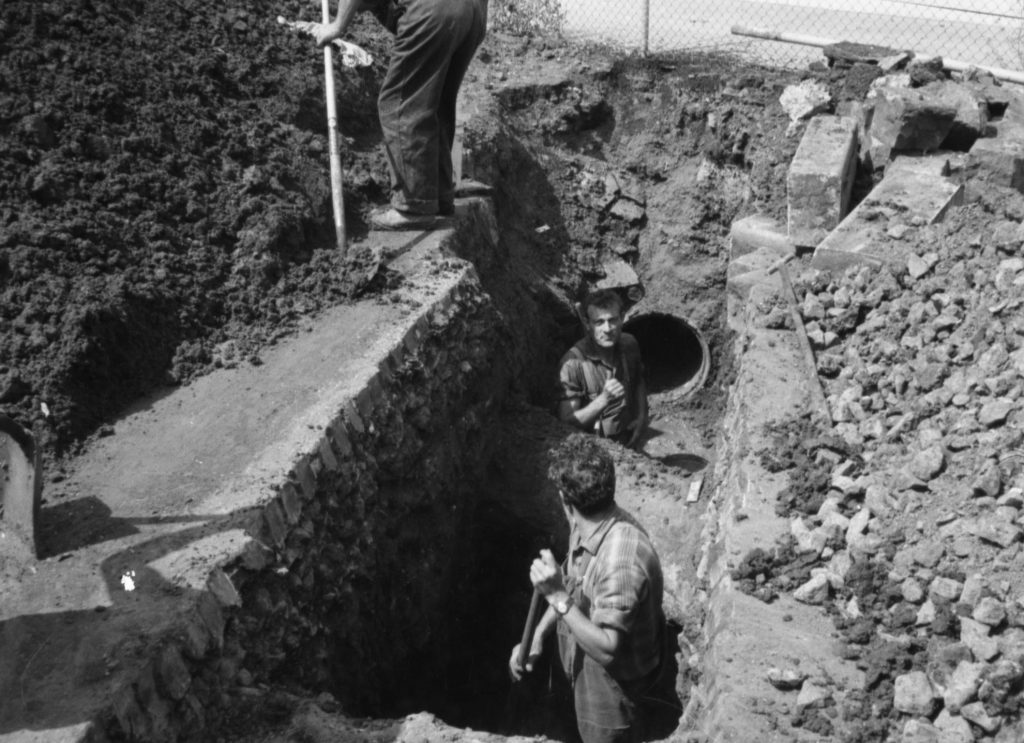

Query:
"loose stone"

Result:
[[973, 597, 1007, 627], [933, 709, 973, 743], [794, 573, 831, 605], [929, 576, 964, 602], [942, 660, 985, 712], [910, 446, 945, 481], [893, 670, 938, 715], [960, 701, 1002, 733]]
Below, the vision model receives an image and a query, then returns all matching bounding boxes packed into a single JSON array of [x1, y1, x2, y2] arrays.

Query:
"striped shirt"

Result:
[[558, 333, 644, 438], [566, 505, 664, 682]]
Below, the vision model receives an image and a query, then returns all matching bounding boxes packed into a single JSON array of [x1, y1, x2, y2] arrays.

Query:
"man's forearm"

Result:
[[328, 0, 364, 36], [556, 601, 619, 667], [534, 605, 558, 643], [560, 397, 607, 431]]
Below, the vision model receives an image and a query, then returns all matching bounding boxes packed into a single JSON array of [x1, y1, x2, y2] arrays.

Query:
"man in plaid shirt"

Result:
[[510, 434, 668, 743], [558, 289, 648, 450]]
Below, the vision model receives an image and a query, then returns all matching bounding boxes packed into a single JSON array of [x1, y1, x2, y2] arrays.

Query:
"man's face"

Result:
[[585, 304, 623, 349]]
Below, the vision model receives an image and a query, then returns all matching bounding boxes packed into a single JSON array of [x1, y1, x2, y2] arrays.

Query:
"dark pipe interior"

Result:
[[624, 313, 705, 394]]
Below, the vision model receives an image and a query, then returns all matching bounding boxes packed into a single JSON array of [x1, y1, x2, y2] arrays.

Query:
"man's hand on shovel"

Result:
[[275, 17, 374, 67], [508, 633, 545, 681]]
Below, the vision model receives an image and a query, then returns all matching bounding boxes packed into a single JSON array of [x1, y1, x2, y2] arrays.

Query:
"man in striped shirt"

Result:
[[510, 434, 667, 743], [558, 289, 648, 449]]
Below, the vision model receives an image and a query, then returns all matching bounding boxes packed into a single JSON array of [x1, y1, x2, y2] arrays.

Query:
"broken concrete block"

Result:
[[908, 55, 946, 86], [922, 81, 988, 150], [899, 719, 940, 742], [811, 155, 964, 271], [766, 667, 807, 690], [910, 446, 945, 481], [974, 597, 1007, 627], [796, 681, 830, 708], [792, 517, 827, 555], [929, 576, 964, 602], [794, 572, 831, 604], [942, 661, 985, 712], [934, 709, 974, 743], [901, 578, 925, 604], [594, 259, 641, 295], [609, 198, 645, 224], [961, 617, 1000, 661], [866, 84, 958, 166], [967, 516, 1022, 548], [960, 701, 1002, 734], [979, 400, 1013, 427], [726, 247, 783, 304], [787, 115, 859, 248], [967, 91, 1024, 194], [824, 41, 905, 66], [894, 670, 938, 715]]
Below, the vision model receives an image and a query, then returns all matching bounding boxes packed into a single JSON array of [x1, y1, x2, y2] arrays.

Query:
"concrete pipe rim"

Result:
[[622, 311, 709, 400]]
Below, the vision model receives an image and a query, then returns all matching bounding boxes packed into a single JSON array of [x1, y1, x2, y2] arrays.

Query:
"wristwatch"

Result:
[[553, 594, 574, 617]]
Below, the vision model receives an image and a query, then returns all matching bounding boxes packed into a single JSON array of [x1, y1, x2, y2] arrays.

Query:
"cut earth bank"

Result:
[[2, 2, 789, 740], [5, 3, 1024, 743]]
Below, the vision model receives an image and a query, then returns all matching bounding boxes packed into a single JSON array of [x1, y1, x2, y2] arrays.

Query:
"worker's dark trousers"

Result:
[[378, 0, 487, 215]]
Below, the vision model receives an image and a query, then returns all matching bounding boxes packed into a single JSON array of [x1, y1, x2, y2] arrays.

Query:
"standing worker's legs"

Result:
[[437, 0, 487, 214], [377, 0, 481, 216]]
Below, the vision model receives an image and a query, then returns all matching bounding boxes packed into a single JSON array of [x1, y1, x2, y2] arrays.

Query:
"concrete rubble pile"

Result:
[[785, 235, 1024, 741], [727, 57, 1024, 742]]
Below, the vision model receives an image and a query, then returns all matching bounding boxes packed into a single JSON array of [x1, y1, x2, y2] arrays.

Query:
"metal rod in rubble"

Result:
[[642, 0, 650, 56], [322, 0, 347, 253], [731, 25, 1024, 86]]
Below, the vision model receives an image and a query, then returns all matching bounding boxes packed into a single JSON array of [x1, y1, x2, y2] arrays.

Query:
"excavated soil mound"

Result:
[[1, 0, 392, 455]]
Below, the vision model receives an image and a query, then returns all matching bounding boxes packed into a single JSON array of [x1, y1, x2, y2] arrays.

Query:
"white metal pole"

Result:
[[731, 25, 1024, 86], [322, 0, 347, 253]]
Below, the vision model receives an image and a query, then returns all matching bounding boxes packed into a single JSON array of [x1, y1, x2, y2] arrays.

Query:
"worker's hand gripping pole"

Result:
[[322, 0, 347, 254]]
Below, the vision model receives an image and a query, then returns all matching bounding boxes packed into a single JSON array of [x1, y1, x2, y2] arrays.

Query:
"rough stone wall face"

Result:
[[107, 268, 514, 741], [234, 276, 509, 710]]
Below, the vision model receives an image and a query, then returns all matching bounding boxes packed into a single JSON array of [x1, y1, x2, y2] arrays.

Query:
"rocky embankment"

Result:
[[735, 195, 1024, 741]]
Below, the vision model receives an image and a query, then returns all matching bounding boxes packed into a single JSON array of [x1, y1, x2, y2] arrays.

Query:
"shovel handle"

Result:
[[517, 589, 544, 669], [321, 0, 347, 253]]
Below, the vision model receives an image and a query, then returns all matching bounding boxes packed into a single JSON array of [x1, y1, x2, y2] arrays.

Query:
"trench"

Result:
[[210, 55, 770, 743]]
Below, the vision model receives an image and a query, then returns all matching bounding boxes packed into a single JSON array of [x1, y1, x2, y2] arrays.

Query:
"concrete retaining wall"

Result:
[[103, 209, 516, 741], [684, 246, 863, 741]]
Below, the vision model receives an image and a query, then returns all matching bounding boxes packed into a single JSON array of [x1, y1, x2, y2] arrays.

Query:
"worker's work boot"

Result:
[[369, 207, 450, 231], [454, 178, 492, 197]]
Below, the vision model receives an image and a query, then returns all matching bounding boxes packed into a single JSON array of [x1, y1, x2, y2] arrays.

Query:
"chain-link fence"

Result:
[[558, 0, 1023, 73]]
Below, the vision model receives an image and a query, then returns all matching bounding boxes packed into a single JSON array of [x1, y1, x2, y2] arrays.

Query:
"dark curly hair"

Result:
[[548, 433, 615, 516], [581, 288, 624, 319]]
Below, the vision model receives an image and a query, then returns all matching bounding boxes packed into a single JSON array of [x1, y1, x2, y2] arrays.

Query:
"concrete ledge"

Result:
[[689, 267, 864, 741], [729, 213, 794, 261], [0, 203, 507, 742], [787, 115, 858, 249], [811, 154, 964, 272]]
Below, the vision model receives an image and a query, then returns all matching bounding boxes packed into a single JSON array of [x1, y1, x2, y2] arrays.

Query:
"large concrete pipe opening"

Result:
[[623, 313, 709, 397]]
